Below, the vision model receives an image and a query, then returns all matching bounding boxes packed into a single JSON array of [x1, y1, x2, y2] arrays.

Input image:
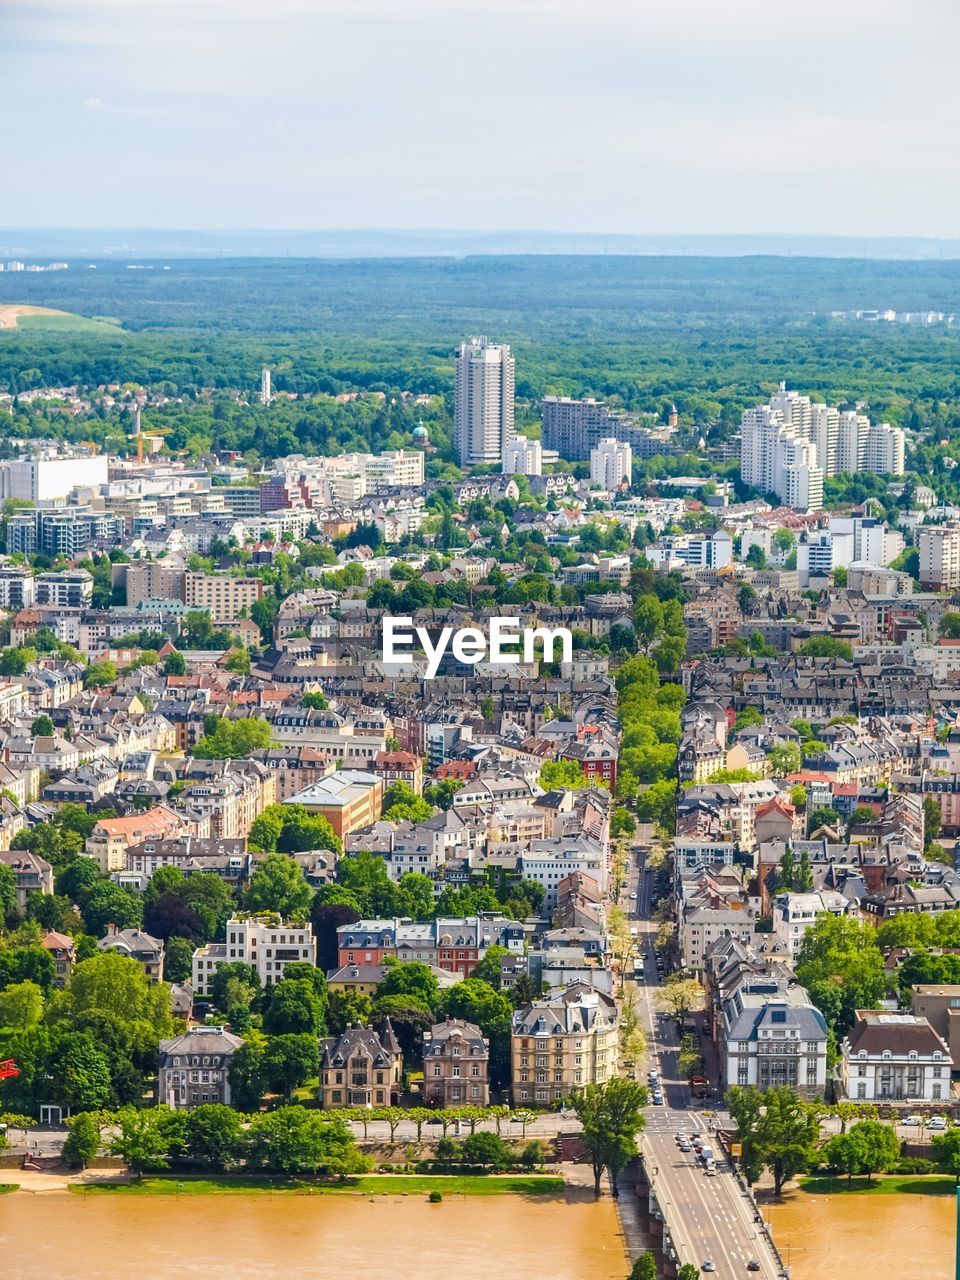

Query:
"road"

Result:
[[626, 850, 786, 1280]]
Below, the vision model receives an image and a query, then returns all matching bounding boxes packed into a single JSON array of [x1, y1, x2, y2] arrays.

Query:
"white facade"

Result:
[[454, 336, 515, 466], [842, 1013, 951, 1103], [918, 524, 960, 591], [741, 386, 904, 511], [590, 437, 632, 491], [502, 437, 543, 476], [0, 456, 109, 502], [192, 915, 316, 995], [773, 890, 849, 961]]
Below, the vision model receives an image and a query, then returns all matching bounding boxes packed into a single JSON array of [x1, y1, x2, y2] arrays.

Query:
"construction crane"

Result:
[[131, 407, 171, 463]]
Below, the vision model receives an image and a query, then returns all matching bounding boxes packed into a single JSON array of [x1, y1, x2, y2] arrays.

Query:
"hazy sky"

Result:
[[3, 0, 958, 235]]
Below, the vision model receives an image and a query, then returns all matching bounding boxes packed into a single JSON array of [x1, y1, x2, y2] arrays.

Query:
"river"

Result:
[[0, 1191, 628, 1280], [768, 1189, 956, 1280]]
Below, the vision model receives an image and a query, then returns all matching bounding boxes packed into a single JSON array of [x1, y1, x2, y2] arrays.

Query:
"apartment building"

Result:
[[541, 396, 622, 461], [454, 336, 515, 466], [192, 914, 316, 996], [511, 983, 619, 1105], [590, 437, 632, 491], [184, 572, 263, 623], [179, 758, 277, 840], [286, 770, 383, 838], [422, 1018, 490, 1107], [502, 437, 544, 476], [336, 915, 525, 975], [85, 805, 194, 873], [122, 559, 187, 605], [0, 566, 36, 610], [918, 524, 960, 591]]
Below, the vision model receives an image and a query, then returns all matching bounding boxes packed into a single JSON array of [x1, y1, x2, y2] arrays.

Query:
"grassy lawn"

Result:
[[799, 1175, 957, 1196], [0, 1184, 18, 1195], [72, 1174, 566, 1197]]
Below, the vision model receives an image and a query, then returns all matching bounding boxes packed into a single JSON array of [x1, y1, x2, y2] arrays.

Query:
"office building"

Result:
[[0, 455, 108, 502], [590, 438, 632, 491], [454, 336, 515, 466]]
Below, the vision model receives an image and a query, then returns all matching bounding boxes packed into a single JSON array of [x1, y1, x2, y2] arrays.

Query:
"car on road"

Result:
[[679, 1141, 692, 1152], [702, 1262, 716, 1273], [747, 1261, 761, 1272], [652, 1093, 664, 1105], [902, 1114, 922, 1126], [675, 1132, 687, 1142], [928, 1116, 948, 1130], [704, 1165, 717, 1176]]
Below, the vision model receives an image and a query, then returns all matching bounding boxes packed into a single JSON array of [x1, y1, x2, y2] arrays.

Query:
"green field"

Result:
[[72, 1173, 566, 1197], [11, 310, 123, 334], [798, 1174, 957, 1196]]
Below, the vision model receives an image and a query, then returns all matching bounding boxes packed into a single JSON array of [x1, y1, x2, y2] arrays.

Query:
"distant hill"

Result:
[[3, 228, 960, 261]]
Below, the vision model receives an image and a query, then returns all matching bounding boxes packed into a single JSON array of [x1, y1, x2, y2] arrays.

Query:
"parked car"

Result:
[[928, 1116, 948, 1130], [902, 1114, 922, 1126]]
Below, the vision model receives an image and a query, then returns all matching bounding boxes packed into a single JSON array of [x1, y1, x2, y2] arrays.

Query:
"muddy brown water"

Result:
[[768, 1189, 956, 1279], [0, 1191, 628, 1280]]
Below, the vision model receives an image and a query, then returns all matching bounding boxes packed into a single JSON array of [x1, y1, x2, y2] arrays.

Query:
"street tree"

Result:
[[571, 1078, 648, 1196], [655, 976, 705, 1030]]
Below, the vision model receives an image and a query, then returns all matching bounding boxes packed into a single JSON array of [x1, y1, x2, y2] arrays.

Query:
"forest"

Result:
[[3, 256, 960, 468]]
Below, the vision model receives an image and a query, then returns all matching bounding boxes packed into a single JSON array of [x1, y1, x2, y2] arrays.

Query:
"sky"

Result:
[[2, 0, 959, 236]]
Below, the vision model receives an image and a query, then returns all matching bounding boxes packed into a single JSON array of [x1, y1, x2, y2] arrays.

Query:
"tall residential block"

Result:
[[740, 382, 905, 513], [918, 524, 960, 591], [454, 336, 515, 466], [502, 437, 543, 476], [590, 438, 632, 491]]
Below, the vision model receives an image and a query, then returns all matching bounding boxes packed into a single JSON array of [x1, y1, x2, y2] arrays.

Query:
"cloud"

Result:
[[1, 0, 958, 233]]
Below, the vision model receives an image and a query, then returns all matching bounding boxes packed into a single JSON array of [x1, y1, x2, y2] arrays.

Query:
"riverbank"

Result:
[[69, 1173, 567, 1197], [797, 1173, 956, 1196]]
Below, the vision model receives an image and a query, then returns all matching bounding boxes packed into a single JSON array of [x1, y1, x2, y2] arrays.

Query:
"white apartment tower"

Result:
[[590, 437, 632, 491], [863, 422, 906, 476], [918, 524, 960, 592], [502, 437, 543, 476], [742, 384, 905, 512], [454, 336, 515, 466], [260, 367, 272, 405]]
